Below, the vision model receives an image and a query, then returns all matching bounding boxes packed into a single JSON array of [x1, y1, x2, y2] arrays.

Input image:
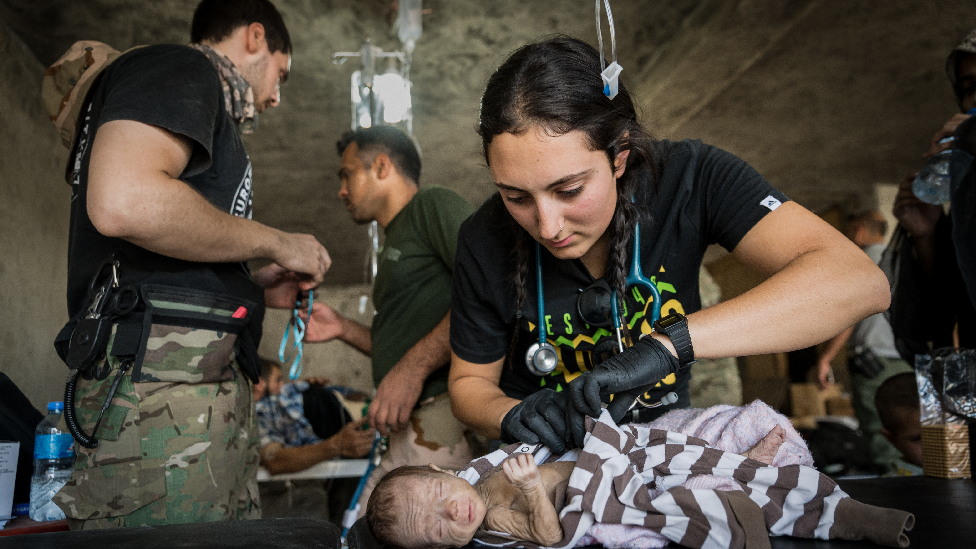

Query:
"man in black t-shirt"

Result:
[[53, 0, 331, 529]]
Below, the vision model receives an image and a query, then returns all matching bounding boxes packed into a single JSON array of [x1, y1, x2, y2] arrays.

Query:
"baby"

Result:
[[364, 425, 786, 549]]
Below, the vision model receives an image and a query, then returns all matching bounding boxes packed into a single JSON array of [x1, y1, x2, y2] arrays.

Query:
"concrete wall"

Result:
[[0, 18, 72, 412]]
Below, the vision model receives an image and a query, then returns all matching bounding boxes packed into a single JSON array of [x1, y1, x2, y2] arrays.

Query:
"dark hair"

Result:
[[478, 35, 658, 344], [259, 357, 281, 380], [946, 28, 976, 109], [191, 0, 292, 55], [336, 126, 423, 186], [365, 465, 444, 549], [875, 372, 920, 433]]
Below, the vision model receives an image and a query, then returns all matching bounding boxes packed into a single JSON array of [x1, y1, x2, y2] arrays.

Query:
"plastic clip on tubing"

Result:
[[596, 0, 622, 99]]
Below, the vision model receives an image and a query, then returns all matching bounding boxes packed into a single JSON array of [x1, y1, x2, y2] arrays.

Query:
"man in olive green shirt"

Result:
[[305, 126, 477, 513]]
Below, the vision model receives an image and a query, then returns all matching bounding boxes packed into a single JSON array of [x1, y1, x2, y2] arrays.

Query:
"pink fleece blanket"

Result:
[[647, 400, 812, 467]]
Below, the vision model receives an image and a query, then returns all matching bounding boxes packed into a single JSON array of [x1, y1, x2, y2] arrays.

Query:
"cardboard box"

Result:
[[790, 382, 826, 418], [824, 395, 855, 417], [921, 424, 971, 479], [790, 382, 853, 419]]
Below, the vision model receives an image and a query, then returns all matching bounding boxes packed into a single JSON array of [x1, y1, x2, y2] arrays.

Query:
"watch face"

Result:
[[655, 313, 684, 330]]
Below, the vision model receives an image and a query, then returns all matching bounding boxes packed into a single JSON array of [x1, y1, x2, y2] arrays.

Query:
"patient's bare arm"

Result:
[[483, 454, 564, 546]]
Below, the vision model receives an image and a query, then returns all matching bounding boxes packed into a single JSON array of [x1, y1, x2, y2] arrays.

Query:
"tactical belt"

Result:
[[58, 257, 258, 448]]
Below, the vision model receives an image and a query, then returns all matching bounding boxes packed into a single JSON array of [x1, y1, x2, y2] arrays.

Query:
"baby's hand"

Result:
[[502, 453, 542, 491]]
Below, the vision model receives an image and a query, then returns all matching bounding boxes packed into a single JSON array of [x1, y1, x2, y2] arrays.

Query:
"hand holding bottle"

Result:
[[912, 109, 976, 204]]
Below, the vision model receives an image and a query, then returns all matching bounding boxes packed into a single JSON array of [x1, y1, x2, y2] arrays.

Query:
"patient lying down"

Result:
[[365, 426, 788, 548], [367, 406, 915, 549]]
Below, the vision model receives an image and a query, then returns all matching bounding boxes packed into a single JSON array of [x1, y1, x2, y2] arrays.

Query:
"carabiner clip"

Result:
[[85, 259, 120, 319]]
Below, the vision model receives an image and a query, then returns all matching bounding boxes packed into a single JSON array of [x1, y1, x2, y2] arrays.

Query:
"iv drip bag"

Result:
[[398, 0, 423, 51]]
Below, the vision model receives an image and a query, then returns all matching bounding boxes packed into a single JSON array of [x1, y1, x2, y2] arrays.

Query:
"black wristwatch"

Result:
[[653, 312, 696, 368]]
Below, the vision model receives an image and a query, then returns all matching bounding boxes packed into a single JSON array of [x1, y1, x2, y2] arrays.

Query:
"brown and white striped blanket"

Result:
[[457, 410, 913, 549]]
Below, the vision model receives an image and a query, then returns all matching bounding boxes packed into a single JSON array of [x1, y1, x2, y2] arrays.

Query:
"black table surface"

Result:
[[0, 517, 340, 549], [769, 476, 975, 549], [3, 476, 972, 548]]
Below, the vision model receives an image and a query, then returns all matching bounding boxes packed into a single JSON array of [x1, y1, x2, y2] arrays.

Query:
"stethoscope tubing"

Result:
[[529, 221, 663, 364], [527, 222, 675, 410]]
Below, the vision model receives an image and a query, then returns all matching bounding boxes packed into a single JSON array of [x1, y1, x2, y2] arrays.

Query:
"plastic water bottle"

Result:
[[29, 401, 75, 521], [912, 107, 976, 205], [912, 137, 955, 205]]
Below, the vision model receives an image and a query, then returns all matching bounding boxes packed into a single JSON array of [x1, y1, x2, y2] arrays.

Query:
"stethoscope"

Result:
[[525, 221, 663, 374]]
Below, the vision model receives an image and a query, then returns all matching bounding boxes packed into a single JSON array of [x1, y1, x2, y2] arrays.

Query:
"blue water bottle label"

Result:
[[34, 433, 75, 459]]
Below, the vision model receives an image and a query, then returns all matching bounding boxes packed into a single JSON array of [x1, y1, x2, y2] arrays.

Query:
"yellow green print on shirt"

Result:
[[533, 267, 685, 391]]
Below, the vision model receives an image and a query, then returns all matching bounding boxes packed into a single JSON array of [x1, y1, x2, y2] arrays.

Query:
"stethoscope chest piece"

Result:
[[526, 341, 558, 375]]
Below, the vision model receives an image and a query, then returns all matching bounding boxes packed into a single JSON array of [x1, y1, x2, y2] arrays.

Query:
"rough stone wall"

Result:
[[1, 1, 974, 280], [0, 18, 72, 411]]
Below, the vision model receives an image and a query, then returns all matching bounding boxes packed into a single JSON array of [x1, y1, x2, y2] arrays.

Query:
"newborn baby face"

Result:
[[396, 467, 487, 548]]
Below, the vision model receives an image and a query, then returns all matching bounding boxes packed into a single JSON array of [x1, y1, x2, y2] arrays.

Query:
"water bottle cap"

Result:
[[47, 401, 64, 412]]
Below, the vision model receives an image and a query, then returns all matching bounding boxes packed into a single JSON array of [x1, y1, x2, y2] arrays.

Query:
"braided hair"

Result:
[[477, 35, 660, 349]]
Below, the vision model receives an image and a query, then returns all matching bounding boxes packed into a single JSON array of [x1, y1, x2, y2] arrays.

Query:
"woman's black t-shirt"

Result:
[[450, 139, 790, 414]]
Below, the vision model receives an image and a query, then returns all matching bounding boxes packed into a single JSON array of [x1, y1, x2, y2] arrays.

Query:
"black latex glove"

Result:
[[566, 335, 679, 446], [501, 389, 573, 454]]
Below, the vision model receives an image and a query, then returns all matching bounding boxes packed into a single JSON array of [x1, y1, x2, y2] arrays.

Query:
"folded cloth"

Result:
[[460, 408, 913, 549]]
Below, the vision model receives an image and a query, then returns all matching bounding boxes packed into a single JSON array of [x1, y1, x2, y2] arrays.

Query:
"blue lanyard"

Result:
[[278, 293, 314, 380]]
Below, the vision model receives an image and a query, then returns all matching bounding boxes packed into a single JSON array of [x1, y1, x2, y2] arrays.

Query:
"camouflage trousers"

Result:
[[356, 392, 482, 517], [54, 323, 261, 529]]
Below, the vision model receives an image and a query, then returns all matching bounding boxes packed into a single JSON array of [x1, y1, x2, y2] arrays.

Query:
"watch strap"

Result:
[[654, 313, 696, 368]]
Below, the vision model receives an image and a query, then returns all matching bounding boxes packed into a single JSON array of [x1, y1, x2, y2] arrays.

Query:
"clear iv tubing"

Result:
[[368, 221, 379, 281], [360, 221, 379, 315], [595, 0, 617, 70]]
